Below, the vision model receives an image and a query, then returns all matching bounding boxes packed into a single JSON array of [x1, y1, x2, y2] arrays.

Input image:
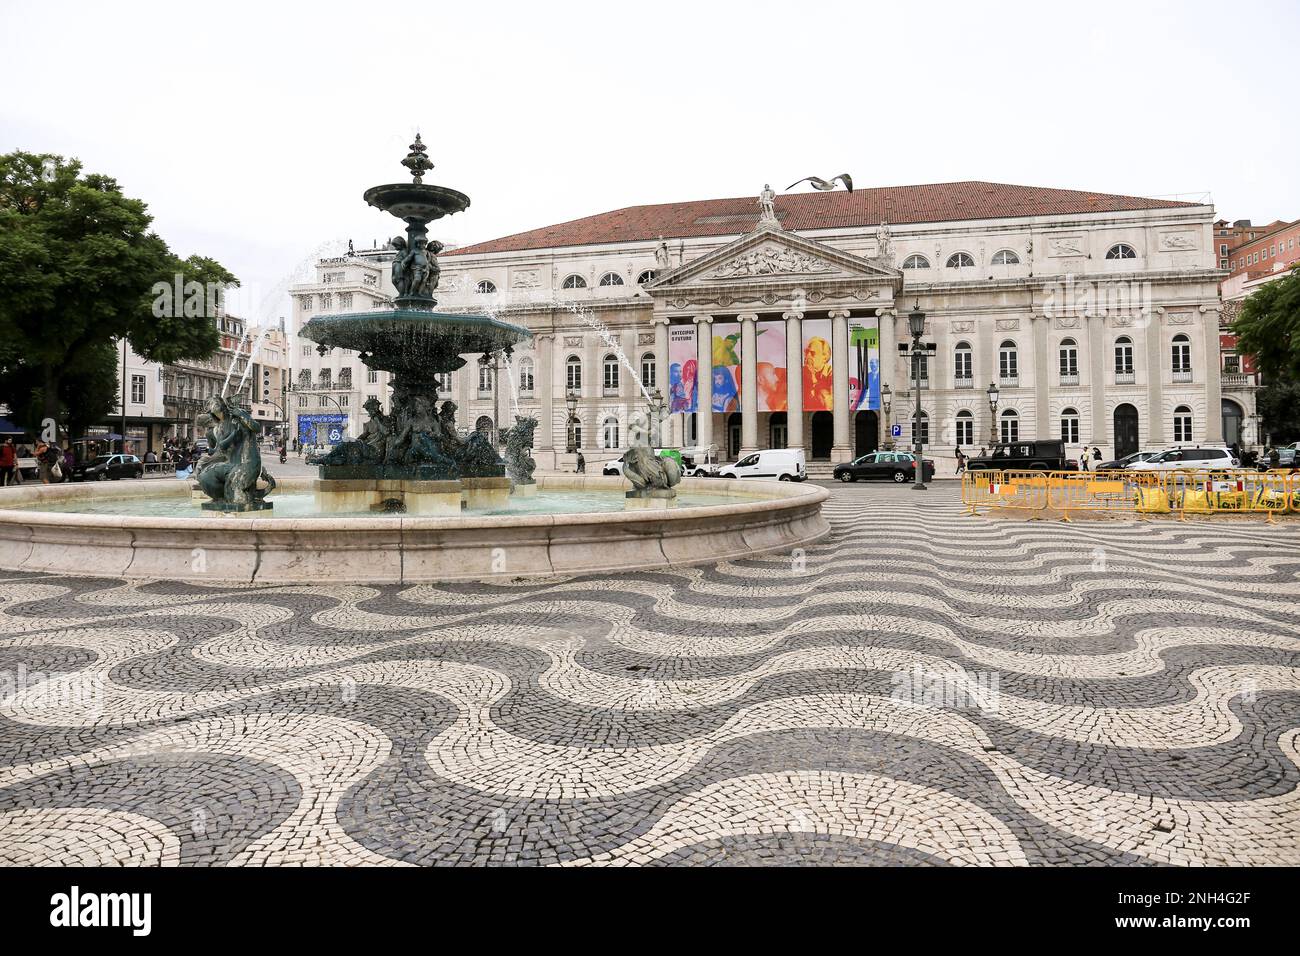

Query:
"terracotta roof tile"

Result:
[[446, 181, 1195, 257]]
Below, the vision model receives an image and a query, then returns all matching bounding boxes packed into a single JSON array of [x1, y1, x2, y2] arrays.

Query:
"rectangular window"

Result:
[[368, 369, 378, 384], [1060, 416, 1079, 444], [130, 374, 146, 404]]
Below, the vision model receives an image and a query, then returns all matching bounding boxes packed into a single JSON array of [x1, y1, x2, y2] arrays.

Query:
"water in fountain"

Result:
[[220, 325, 251, 397]]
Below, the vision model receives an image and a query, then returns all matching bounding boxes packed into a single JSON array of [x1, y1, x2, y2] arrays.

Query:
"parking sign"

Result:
[[892, 424, 902, 438]]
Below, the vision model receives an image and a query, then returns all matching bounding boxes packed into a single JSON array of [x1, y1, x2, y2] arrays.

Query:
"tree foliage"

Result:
[[1256, 371, 1300, 446], [1231, 262, 1300, 380], [0, 151, 237, 434]]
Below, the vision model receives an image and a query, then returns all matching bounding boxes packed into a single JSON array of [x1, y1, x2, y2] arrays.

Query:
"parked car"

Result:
[[1096, 450, 1159, 471], [717, 448, 807, 482], [1260, 446, 1299, 472], [72, 454, 145, 481], [965, 439, 1074, 472], [1126, 447, 1238, 472], [834, 451, 936, 483]]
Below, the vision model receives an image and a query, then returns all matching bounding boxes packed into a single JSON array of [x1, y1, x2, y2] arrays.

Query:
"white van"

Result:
[[717, 449, 807, 482]]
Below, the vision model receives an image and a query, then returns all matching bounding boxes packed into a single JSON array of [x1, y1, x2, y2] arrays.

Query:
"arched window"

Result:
[[602, 416, 620, 449], [1173, 405, 1193, 443], [946, 252, 976, 269], [637, 269, 657, 284], [517, 357, 535, 394], [910, 410, 929, 447], [641, 352, 656, 390], [1171, 333, 1192, 378], [475, 279, 496, 294], [603, 354, 620, 392], [562, 274, 587, 289], [955, 409, 974, 446], [478, 365, 493, 393], [565, 355, 582, 391], [991, 249, 1020, 265], [598, 272, 624, 287], [954, 341, 973, 385], [1106, 243, 1138, 260], [902, 254, 930, 270], [1059, 337, 1079, 382], [1000, 408, 1020, 443], [298, 368, 312, 388], [998, 340, 1019, 383], [1114, 335, 1134, 377], [434, 372, 451, 395], [1060, 407, 1080, 444]]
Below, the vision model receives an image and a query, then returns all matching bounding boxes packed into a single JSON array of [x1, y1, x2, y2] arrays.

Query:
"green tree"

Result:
[[0, 151, 237, 436], [1231, 262, 1300, 379], [1256, 371, 1300, 446]]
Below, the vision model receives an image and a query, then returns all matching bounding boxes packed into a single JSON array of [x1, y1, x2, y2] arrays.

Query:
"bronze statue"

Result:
[[196, 396, 274, 511]]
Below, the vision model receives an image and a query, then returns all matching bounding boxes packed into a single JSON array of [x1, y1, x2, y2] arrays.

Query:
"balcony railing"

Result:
[[1172, 370, 1193, 383], [999, 375, 1019, 387], [954, 376, 973, 389], [1115, 371, 1135, 385], [1060, 373, 1079, 386], [1221, 372, 1256, 388]]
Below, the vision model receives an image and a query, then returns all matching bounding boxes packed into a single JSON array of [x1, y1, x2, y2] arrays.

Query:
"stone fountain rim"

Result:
[[0, 476, 826, 532]]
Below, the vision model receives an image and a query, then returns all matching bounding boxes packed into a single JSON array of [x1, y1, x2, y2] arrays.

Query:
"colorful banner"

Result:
[[850, 322, 880, 413], [801, 317, 833, 411], [711, 322, 741, 414], [668, 325, 697, 414], [755, 320, 787, 412], [298, 413, 348, 445]]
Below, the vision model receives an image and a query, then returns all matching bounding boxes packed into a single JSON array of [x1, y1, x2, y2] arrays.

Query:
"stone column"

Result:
[[1032, 314, 1050, 441], [1087, 311, 1106, 445], [1201, 305, 1224, 442], [738, 313, 759, 455], [694, 315, 714, 454], [653, 316, 670, 447], [877, 308, 896, 448], [1145, 309, 1165, 444], [829, 309, 852, 463], [535, 333, 555, 456], [784, 310, 804, 451]]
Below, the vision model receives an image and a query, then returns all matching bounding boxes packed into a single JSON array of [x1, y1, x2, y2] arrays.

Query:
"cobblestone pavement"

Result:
[[1, 483, 1298, 866]]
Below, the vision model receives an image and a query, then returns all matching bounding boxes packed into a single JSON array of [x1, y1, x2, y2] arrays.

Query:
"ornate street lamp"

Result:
[[565, 389, 578, 454], [907, 301, 927, 490], [986, 381, 1000, 446], [881, 383, 893, 451]]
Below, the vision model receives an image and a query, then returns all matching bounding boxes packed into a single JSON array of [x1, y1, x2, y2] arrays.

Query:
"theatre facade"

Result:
[[299, 181, 1227, 471]]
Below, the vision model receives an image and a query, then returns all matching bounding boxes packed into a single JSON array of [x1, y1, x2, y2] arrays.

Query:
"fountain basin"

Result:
[[0, 477, 829, 584]]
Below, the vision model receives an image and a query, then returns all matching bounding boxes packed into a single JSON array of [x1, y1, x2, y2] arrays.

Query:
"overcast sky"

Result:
[[3, 0, 1296, 326]]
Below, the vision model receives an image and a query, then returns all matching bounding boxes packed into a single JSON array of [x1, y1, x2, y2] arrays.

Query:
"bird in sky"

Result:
[[786, 174, 853, 193]]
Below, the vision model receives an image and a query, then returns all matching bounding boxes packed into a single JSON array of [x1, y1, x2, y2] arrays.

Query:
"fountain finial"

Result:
[[401, 133, 434, 184]]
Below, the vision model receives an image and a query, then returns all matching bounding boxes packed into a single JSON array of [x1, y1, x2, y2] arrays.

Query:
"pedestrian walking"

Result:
[[955, 447, 966, 475], [1078, 448, 1089, 472], [0, 438, 15, 487], [575, 451, 586, 474], [1091, 446, 1102, 465]]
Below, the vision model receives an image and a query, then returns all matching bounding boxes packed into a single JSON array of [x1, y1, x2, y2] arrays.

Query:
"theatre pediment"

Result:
[[648, 227, 901, 293]]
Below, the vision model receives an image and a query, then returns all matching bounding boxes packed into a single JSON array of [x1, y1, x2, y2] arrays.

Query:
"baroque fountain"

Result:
[[0, 137, 829, 583]]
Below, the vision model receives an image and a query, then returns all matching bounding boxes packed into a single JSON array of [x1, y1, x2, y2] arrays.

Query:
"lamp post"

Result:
[[565, 389, 578, 454], [881, 383, 893, 451], [907, 302, 927, 490], [986, 382, 1000, 447]]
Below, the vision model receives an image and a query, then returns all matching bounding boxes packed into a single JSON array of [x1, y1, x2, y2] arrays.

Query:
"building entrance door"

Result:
[[727, 412, 742, 460], [811, 411, 833, 459], [854, 410, 878, 457], [1114, 404, 1139, 458], [769, 412, 787, 449]]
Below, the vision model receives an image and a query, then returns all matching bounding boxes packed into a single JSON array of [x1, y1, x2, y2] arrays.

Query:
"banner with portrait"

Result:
[[801, 317, 833, 411], [711, 321, 741, 413], [755, 320, 787, 412], [668, 325, 698, 414]]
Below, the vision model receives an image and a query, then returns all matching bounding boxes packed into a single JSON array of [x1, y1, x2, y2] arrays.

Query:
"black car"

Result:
[[965, 439, 1074, 472], [834, 451, 936, 483], [73, 454, 145, 481]]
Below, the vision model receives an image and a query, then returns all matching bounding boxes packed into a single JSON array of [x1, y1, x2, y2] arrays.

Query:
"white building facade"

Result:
[[293, 182, 1226, 470]]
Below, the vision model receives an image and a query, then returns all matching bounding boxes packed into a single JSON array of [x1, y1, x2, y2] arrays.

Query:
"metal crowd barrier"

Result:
[[962, 469, 1299, 522]]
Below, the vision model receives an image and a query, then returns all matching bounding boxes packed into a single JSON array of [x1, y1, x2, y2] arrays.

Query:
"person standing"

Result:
[[0, 438, 15, 487], [1091, 446, 1102, 467], [1078, 448, 1089, 473], [954, 447, 966, 475], [575, 451, 586, 474]]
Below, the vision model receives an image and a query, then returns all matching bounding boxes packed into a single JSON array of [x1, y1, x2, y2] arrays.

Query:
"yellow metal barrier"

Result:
[[962, 468, 1295, 522]]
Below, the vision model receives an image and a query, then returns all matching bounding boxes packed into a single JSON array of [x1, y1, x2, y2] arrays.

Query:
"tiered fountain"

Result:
[[301, 136, 533, 514], [0, 137, 830, 583]]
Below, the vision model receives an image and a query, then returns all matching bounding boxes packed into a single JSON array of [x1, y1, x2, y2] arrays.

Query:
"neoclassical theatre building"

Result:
[[290, 181, 1226, 471]]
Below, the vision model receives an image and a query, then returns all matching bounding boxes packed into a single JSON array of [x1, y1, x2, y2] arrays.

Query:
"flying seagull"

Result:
[[786, 174, 853, 193]]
